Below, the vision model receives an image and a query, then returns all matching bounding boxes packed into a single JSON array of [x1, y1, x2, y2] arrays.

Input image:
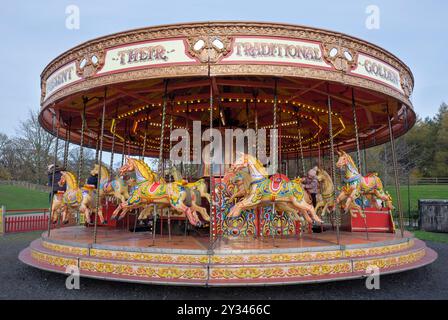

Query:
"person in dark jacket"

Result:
[[86, 173, 98, 188], [85, 169, 107, 224], [47, 164, 66, 203], [303, 167, 318, 208]]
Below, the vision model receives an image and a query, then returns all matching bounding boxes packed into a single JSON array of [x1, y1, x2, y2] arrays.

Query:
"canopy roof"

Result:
[[39, 21, 415, 158]]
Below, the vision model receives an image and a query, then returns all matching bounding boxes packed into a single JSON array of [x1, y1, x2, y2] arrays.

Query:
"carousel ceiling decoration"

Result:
[[39, 21, 415, 157]]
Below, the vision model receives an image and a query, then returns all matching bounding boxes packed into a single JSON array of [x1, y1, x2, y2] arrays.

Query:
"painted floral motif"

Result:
[[42, 241, 88, 256], [90, 248, 207, 264], [31, 251, 77, 267], [211, 262, 352, 280], [30, 243, 426, 282]]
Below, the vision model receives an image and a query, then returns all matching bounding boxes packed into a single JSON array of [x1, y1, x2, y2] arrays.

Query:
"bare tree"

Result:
[[14, 109, 55, 184]]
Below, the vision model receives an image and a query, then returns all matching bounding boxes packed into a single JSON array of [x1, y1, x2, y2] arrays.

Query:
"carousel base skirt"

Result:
[[19, 226, 437, 286]]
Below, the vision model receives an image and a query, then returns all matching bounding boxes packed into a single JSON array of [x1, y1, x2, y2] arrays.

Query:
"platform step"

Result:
[[19, 227, 438, 287], [31, 236, 423, 267]]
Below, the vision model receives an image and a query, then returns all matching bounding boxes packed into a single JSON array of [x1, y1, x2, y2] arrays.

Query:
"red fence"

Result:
[[2, 208, 54, 233]]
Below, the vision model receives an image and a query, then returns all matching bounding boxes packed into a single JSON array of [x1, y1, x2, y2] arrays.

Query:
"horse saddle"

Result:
[[148, 182, 161, 193], [269, 174, 289, 193], [174, 179, 189, 186]]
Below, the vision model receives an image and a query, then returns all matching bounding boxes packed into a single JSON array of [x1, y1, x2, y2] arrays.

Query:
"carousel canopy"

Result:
[[38, 21, 415, 158]]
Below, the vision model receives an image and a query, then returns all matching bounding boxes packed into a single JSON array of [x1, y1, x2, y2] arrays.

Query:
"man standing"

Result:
[[86, 169, 98, 188]]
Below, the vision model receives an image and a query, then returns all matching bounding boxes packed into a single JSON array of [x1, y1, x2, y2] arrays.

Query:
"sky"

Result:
[[0, 0, 447, 137]]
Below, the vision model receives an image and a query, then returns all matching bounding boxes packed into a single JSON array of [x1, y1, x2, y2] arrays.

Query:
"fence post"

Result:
[[0, 205, 5, 235]]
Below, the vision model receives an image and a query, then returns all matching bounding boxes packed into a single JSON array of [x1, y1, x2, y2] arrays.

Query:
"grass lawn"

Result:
[[0, 183, 447, 216], [386, 184, 448, 218], [412, 230, 448, 244], [0, 185, 49, 211]]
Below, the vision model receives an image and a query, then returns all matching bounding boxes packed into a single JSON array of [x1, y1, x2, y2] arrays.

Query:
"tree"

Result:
[[433, 104, 448, 176], [14, 109, 55, 184], [67, 146, 96, 183]]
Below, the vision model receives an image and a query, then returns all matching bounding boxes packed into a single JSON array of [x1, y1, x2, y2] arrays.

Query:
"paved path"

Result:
[[1, 231, 447, 300]]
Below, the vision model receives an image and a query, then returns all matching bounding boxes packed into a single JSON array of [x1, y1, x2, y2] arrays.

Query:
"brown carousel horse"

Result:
[[314, 168, 336, 217]]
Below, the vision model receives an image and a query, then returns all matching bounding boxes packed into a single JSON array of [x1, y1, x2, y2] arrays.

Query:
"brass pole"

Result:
[[297, 113, 306, 177], [154, 80, 169, 244], [327, 84, 340, 244], [271, 79, 278, 245], [76, 99, 87, 224], [352, 89, 369, 240], [93, 87, 107, 244], [387, 105, 405, 237], [209, 78, 215, 248], [63, 117, 71, 169], [47, 109, 60, 237]]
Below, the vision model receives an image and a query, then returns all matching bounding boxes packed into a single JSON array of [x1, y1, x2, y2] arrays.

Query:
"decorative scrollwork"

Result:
[[322, 43, 358, 73], [400, 73, 413, 97], [187, 36, 232, 63], [76, 50, 106, 78]]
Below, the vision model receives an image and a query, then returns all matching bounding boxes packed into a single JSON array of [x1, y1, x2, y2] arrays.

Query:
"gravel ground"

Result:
[[1, 231, 447, 300]]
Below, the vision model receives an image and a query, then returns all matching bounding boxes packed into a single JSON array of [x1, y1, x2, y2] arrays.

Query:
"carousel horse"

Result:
[[225, 170, 301, 221], [167, 166, 211, 203], [78, 184, 107, 225], [133, 167, 210, 222], [51, 171, 82, 224], [336, 150, 394, 217], [111, 157, 207, 227], [126, 178, 154, 221], [166, 166, 211, 222], [291, 177, 313, 207], [227, 153, 322, 224], [90, 164, 129, 204], [314, 168, 336, 217]]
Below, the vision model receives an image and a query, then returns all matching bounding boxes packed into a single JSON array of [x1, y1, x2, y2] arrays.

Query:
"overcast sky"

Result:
[[0, 0, 447, 137]]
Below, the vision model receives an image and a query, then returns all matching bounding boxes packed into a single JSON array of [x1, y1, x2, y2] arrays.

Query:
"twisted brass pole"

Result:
[[327, 84, 340, 245], [93, 87, 107, 244], [47, 109, 60, 237]]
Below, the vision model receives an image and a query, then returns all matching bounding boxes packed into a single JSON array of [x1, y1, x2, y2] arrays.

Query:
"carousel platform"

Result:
[[19, 226, 437, 286]]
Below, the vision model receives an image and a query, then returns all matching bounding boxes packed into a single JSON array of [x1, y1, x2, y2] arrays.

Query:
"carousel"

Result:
[[19, 22, 437, 286]]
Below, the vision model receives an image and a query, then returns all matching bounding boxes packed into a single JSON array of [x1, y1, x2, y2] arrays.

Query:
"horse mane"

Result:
[[343, 152, 359, 173], [317, 168, 334, 191], [319, 168, 332, 181], [238, 170, 252, 193], [131, 158, 155, 181], [99, 165, 110, 181], [246, 154, 268, 177], [63, 171, 78, 189]]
